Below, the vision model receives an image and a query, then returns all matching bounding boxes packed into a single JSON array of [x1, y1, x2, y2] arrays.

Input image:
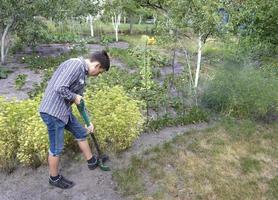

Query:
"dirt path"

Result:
[[0, 122, 212, 200]]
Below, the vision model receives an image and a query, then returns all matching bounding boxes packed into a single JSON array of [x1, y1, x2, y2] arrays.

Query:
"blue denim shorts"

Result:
[[40, 112, 87, 156]]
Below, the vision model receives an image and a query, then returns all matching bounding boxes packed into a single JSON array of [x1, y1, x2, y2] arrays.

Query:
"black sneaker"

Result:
[[88, 155, 99, 170], [49, 175, 75, 189], [99, 154, 109, 163]]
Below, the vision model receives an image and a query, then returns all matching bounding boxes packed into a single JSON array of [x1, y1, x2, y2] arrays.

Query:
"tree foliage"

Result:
[[227, 0, 278, 55], [0, 0, 101, 64]]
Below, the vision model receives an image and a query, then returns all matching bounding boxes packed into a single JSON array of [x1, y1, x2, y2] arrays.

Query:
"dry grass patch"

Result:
[[113, 120, 278, 200]]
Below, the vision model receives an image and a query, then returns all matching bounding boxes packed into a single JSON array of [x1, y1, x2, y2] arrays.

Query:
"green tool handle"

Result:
[[76, 99, 91, 128], [76, 99, 103, 155]]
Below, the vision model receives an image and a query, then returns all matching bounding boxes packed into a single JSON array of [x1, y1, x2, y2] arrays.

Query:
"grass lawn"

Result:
[[113, 119, 278, 200]]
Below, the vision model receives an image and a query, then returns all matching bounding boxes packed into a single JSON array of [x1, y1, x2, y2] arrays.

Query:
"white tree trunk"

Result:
[[123, 16, 126, 24], [1, 22, 12, 64], [112, 12, 121, 42], [138, 16, 142, 24], [194, 33, 203, 88], [88, 14, 94, 37], [153, 14, 157, 24]]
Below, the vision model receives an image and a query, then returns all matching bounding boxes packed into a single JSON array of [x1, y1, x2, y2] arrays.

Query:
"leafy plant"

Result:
[[17, 19, 50, 47], [15, 74, 27, 90], [202, 67, 278, 120], [128, 46, 170, 68], [46, 32, 81, 43], [146, 106, 209, 131], [83, 86, 144, 152], [16, 104, 48, 167], [108, 48, 139, 68], [0, 67, 12, 79], [0, 97, 48, 171], [0, 96, 77, 171], [100, 35, 115, 45]]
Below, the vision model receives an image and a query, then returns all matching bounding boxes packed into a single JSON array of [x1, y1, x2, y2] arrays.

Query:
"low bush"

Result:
[[146, 106, 209, 131], [0, 67, 12, 79], [15, 74, 27, 90], [83, 86, 144, 152], [0, 97, 48, 171], [0, 85, 145, 171], [260, 56, 278, 78], [17, 114, 48, 168], [100, 35, 116, 45], [201, 67, 277, 121]]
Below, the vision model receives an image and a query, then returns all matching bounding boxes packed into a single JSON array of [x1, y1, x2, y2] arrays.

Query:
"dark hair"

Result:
[[90, 50, 110, 71]]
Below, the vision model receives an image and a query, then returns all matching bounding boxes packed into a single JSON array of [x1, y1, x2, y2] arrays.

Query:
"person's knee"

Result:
[[72, 127, 88, 141], [75, 134, 87, 142], [49, 143, 64, 156]]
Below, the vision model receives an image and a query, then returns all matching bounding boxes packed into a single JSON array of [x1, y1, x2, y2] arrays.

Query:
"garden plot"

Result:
[[0, 42, 130, 101], [0, 122, 211, 200], [0, 63, 43, 100]]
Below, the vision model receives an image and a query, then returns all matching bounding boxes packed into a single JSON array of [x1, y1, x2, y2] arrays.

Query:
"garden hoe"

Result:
[[77, 99, 110, 171]]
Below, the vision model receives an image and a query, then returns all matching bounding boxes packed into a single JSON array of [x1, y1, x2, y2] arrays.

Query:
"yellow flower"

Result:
[[147, 36, 156, 45]]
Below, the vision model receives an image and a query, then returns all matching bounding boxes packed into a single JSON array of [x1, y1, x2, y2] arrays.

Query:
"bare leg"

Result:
[[48, 155, 59, 176], [78, 140, 93, 160]]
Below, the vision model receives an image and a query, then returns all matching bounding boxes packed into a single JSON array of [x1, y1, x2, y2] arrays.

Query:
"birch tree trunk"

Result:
[[112, 12, 121, 42], [153, 14, 157, 24], [194, 33, 203, 88], [138, 16, 142, 24], [88, 14, 94, 37], [1, 22, 12, 64]]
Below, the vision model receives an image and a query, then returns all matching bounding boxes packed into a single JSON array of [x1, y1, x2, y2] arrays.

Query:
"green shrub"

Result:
[[84, 86, 144, 152], [0, 97, 49, 170], [260, 56, 278, 77], [108, 48, 139, 68], [128, 47, 170, 68], [17, 115, 48, 167], [87, 67, 141, 97], [16, 19, 49, 47], [15, 74, 27, 90], [46, 32, 81, 43], [201, 67, 277, 120], [1, 86, 143, 169], [0, 67, 12, 79], [0, 98, 20, 172], [100, 35, 115, 45], [0, 98, 42, 170], [146, 106, 209, 131]]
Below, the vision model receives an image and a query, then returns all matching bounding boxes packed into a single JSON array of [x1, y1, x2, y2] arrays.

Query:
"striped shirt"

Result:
[[39, 57, 88, 124]]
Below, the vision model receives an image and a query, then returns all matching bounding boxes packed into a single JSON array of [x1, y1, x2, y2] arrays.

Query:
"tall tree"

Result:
[[0, 0, 101, 64], [227, 0, 278, 55], [103, 0, 123, 42], [172, 0, 221, 88], [73, 0, 102, 37], [0, 0, 41, 64], [138, 0, 222, 88]]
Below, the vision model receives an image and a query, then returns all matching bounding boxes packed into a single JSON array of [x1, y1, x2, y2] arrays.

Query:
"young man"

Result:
[[39, 50, 110, 189]]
